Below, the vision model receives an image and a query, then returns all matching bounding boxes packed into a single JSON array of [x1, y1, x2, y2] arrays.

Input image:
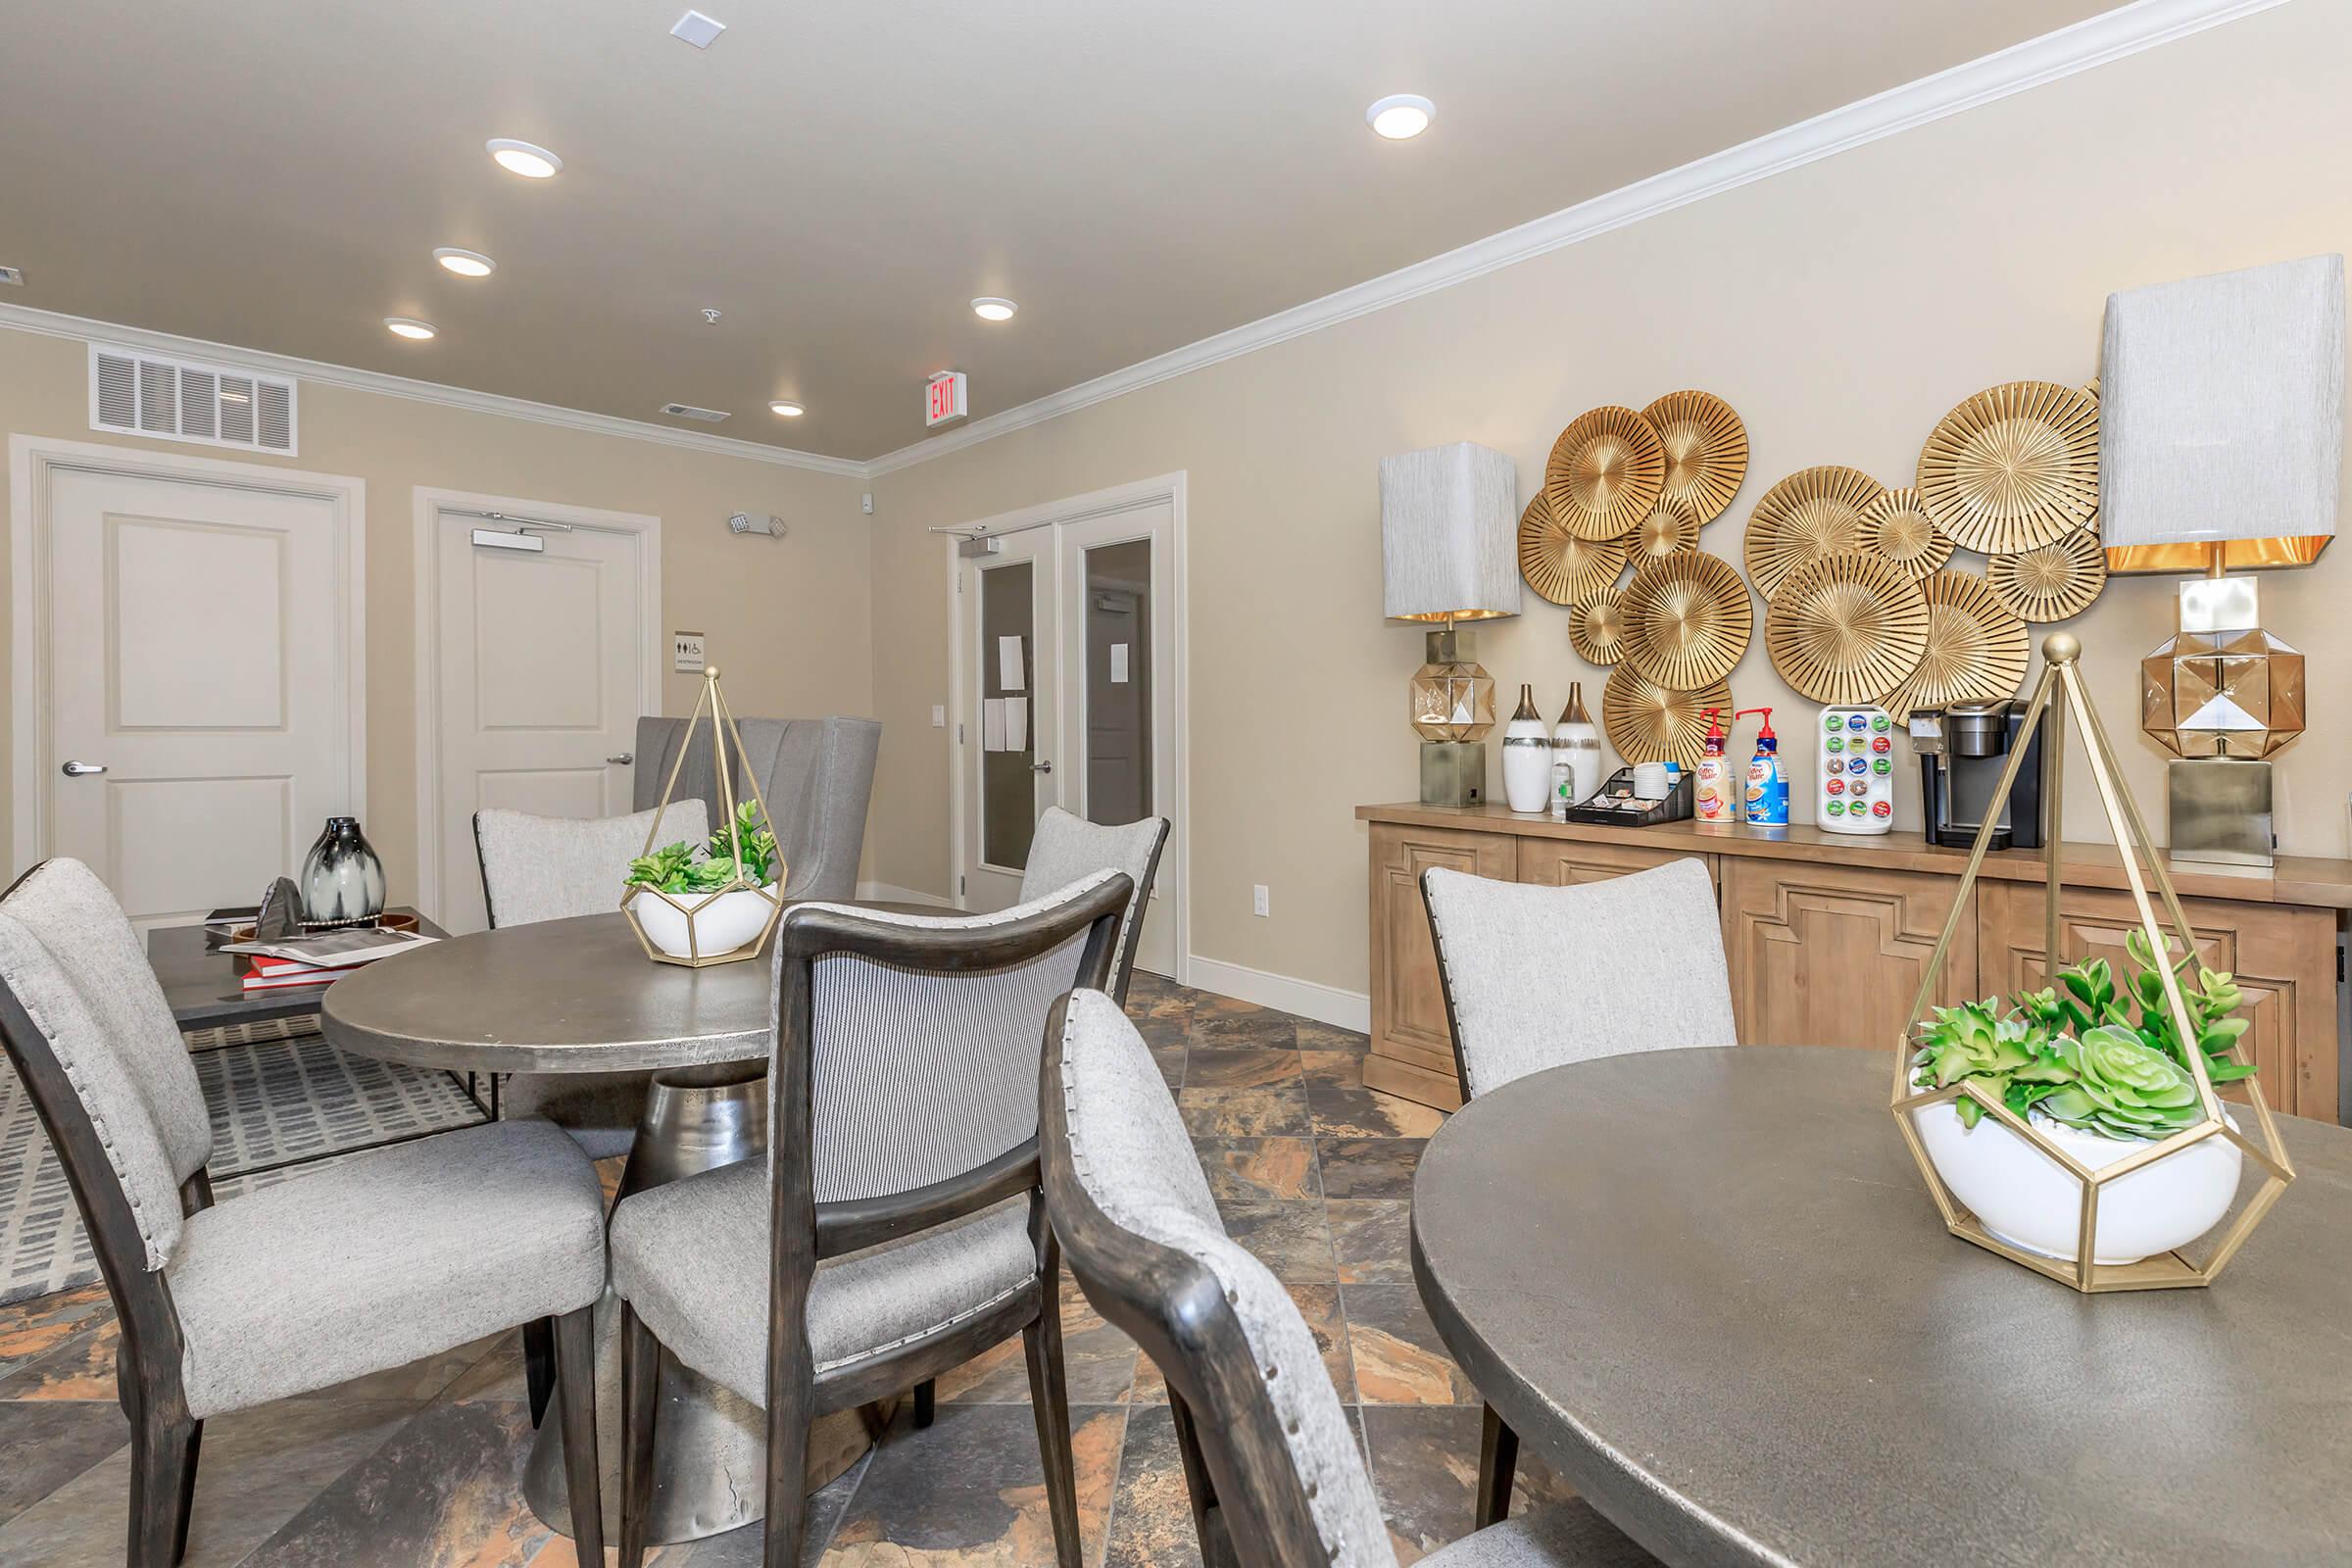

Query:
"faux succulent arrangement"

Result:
[[1911, 928, 2252, 1142], [624, 802, 779, 896]]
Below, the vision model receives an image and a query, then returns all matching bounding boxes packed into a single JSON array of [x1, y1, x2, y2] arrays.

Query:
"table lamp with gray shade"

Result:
[[1380, 441, 1520, 806], [2101, 253, 2342, 866]]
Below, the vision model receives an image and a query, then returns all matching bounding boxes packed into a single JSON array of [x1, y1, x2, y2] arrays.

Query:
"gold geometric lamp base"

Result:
[[1890, 632, 2294, 1293], [1409, 629, 1496, 808], [2140, 577, 2304, 868]]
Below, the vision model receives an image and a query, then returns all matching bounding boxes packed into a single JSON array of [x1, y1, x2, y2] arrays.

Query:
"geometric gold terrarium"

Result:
[[1888, 632, 2295, 1292], [619, 665, 787, 968]]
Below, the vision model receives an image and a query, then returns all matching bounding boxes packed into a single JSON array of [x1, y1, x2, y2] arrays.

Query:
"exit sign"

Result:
[[926, 370, 968, 427]]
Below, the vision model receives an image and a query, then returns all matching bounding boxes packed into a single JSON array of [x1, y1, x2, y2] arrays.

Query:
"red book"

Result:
[[241, 964, 336, 991]]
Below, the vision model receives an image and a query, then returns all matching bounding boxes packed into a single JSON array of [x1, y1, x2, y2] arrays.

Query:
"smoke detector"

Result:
[[671, 9, 727, 48], [660, 402, 730, 422]]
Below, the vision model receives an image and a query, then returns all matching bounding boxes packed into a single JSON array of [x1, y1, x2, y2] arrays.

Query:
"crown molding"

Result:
[[0, 302, 870, 480], [865, 0, 2287, 477]]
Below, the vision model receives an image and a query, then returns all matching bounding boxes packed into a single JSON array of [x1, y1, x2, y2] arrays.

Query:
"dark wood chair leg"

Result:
[[759, 1401, 811, 1568], [127, 1403, 201, 1568], [618, 1304, 661, 1568], [913, 1377, 936, 1429], [1021, 1269, 1083, 1568], [554, 1306, 606, 1565], [1475, 1402, 1519, 1529], [523, 1316, 557, 1428], [1167, 1390, 1234, 1568]]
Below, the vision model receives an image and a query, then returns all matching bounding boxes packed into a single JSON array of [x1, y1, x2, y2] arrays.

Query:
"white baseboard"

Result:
[[856, 880, 957, 908], [1179, 954, 1370, 1034]]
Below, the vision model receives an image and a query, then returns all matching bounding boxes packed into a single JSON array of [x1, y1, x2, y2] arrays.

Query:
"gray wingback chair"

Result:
[[1018, 807, 1169, 1005], [633, 715, 879, 902]]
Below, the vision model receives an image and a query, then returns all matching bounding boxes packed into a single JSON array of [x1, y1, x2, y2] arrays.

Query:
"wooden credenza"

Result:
[[1358, 803, 2349, 1122]]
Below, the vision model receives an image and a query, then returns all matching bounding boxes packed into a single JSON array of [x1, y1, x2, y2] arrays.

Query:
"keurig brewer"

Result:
[[1911, 700, 2047, 851]]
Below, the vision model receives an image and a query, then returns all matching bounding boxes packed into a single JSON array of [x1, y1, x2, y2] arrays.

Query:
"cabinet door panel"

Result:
[[1978, 881, 2338, 1123], [1517, 838, 1716, 890], [1366, 823, 1514, 1108], [1723, 858, 1976, 1051]]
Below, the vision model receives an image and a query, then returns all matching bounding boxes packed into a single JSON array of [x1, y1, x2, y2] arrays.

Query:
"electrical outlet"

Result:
[[931, 705, 946, 728], [1251, 884, 1270, 918]]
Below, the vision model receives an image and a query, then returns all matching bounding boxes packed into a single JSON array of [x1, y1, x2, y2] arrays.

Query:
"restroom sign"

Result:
[[926, 371, 968, 427]]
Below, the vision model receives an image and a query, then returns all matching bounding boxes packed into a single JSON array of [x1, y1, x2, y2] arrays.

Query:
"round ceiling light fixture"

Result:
[[769, 400, 805, 417], [433, 247, 496, 278], [1366, 94, 1435, 140], [486, 138, 563, 179], [971, 297, 1018, 322], [384, 317, 438, 341]]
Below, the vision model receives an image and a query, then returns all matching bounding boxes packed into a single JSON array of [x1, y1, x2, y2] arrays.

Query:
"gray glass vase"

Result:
[[299, 816, 386, 928]]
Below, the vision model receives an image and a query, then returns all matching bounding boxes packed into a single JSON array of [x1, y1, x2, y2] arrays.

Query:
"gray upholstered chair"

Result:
[[472, 799, 709, 1159], [1041, 987, 1658, 1567], [0, 858, 610, 1568], [606, 870, 1131, 1568], [1419, 856, 1734, 1528], [1018, 806, 1170, 1004], [633, 714, 880, 901]]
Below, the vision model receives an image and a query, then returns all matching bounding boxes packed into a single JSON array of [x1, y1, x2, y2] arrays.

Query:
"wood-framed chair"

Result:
[[1018, 807, 1169, 1006], [1040, 986, 1658, 1566], [607, 869, 1132, 1568], [1419, 857, 1735, 1527], [0, 858, 611, 1567]]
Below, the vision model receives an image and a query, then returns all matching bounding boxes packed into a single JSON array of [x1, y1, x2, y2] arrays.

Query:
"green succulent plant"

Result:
[[2033, 1026, 2203, 1140], [624, 801, 779, 896]]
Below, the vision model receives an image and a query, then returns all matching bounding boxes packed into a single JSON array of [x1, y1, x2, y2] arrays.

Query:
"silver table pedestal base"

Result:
[[521, 1063, 882, 1545]]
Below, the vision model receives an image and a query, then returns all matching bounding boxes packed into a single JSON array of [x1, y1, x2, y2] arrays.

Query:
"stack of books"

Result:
[[241, 953, 339, 992], [226, 925, 439, 993]]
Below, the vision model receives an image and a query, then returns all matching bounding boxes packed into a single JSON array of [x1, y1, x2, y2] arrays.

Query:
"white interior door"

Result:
[[957, 528, 1056, 912], [36, 462, 359, 928], [429, 510, 651, 933]]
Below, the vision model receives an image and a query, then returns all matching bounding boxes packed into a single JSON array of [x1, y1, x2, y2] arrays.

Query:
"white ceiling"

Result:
[[0, 1, 2127, 461]]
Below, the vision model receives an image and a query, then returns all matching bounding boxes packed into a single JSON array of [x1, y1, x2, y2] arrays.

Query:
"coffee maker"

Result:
[[1912, 700, 2046, 851]]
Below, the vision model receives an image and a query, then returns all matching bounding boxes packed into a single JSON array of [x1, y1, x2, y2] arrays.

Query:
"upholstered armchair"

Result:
[[1018, 807, 1169, 1004], [632, 714, 880, 901]]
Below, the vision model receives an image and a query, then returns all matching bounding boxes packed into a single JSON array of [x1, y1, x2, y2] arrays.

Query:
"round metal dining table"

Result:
[[322, 904, 929, 1548], [1410, 1046, 2352, 1566]]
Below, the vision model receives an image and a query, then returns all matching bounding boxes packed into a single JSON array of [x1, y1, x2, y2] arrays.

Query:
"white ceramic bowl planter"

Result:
[[1912, 1102, 2242, 1266], [633, 883, 781, 962]]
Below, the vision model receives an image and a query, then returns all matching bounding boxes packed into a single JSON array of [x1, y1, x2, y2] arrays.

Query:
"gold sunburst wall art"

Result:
[[1518, 490, 1630, 606], [1876, 568, 2030, 719], [1545, 406, 1665, 542], [1765, 553, 1932, 705], [1603, 667, 1735, 770], [1743, 465, 1889, 600], [1568, 588, 1630, 666], [1641, 390, 1748, 524], [1988, 526, 2109, 622], [1632, 499, 1702, 562], [1620, 551, 1751, 691], [1857, 486, 1955, 581], [1916, 380, 2100, 554]]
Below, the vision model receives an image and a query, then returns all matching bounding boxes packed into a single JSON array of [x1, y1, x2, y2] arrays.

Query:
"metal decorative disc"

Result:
[[1603, 667, 1734, 770], [1765, 553, 1932, 705], [1641, 390, 1748, 524], [1857, 486, 1954, 581], [1743, 466, 1889, 600], [1916, 380, 2101, 554], [1876, 568, 2030, 719], [1633, 499, 1701, 561], [1568, 587, 1630, 666], [1987, 526, 2108, 622], [1621, 551, 1752, 690], [1544, 406, 1665, 542], [1518, 490, 1629, 606]]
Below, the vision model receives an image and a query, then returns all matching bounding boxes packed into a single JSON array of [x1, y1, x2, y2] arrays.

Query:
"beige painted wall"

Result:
[[865, 1, 2352, 1001], [1, 325, 873, 905]]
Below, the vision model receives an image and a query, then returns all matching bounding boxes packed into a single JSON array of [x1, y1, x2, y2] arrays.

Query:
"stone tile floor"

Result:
[[0, 976, 1568, 1565]]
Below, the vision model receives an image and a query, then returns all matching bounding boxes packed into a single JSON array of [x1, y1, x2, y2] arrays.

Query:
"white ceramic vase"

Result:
[[1911, 1101, 2242, 1265], [633, 882, 780, 960], [1501, 684, 1552, 813]]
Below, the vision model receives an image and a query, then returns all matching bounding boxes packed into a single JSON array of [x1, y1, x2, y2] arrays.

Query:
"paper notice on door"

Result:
[[982, 698, 1007, 752], [997, 635, 1025, 692], [1109, 643, 1130, 684], [1004, 697, 1027, 751]]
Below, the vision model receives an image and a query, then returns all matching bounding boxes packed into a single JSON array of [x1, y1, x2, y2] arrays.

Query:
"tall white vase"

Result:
[[1552, 681, 1602, 803], [1502, 684, 1552, 813]]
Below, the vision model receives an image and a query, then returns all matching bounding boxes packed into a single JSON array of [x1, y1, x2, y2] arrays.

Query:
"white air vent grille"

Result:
[[89, 343, 298, 455], [659, 401, 730, 423]]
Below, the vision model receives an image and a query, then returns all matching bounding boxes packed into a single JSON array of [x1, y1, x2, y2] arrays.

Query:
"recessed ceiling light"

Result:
[[670, 9, 726, 48], [769, 400, 806, 417], [1366, 94, 1435, 140], [384, 317, 437, 341], [971, 297, 1018, 322], [487, 138, 563, 179], [434, 247, 496, 278]]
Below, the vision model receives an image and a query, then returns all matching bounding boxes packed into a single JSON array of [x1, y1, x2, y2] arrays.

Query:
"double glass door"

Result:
[[958, 496, 1179, 978]]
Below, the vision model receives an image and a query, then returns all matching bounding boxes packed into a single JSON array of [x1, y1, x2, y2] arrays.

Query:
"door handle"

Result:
[[61, 760, 107, 777], [607, 753, 634, 765], [1031, 760, 1054, 774]]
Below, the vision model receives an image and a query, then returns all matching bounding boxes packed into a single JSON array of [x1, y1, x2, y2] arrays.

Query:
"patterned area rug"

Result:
[[0, 1020, 486, 1305]]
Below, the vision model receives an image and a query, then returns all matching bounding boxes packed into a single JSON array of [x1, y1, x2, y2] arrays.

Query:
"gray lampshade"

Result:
[[2100, 254, 2344, 564], [1380, 441, 1521, 621]]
